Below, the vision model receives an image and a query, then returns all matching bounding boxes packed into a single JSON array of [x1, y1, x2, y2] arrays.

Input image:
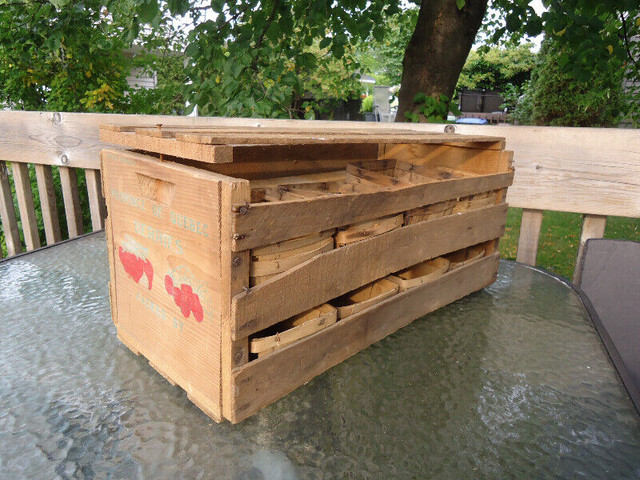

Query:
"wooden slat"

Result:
[[232, 204, 507, 339], [58, 166, 84, 238], [233, 171, 514, 251], [381, 144, 513, 175], [134, 125, 426, 137], [229, 253, 499, 423], [34, 164, 62, 244], [175, 130, 504, 146], [11, 162, 40, 250], [85, 169, 107, 231], [220, 180, 252, 421], [2, 111, 639, 219], [516, 209, 544, 266], [0, 161, 22, 256], [99, 128, 234, 164], [573, 214, 608, 285], [410, 123, 640, 218]]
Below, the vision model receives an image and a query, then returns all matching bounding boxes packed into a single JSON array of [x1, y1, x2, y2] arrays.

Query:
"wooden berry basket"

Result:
[[100, 123, 514, 423]]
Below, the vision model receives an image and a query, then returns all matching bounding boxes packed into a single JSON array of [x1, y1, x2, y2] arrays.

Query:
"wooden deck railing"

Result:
[[1, 111, 638, 283]]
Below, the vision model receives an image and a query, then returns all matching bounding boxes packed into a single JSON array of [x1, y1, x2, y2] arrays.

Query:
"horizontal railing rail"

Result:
[[1, 111, 638, 283]]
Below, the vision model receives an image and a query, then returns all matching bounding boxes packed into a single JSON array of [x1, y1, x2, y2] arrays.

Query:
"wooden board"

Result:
[[34, 164, 62, 245], [0, 161, 22, 255], [233, 171, 514, 251], [231, 203, 507, 339], [175, 131, 504, 146], [59, 166, 84, 238], [2, 111, 639, 219], [408, 123, 640, 218], [11, 162, 40, 250], [229, 253, 499, 423], [516, 209, 543, 265], [101, 148, 237, 422]]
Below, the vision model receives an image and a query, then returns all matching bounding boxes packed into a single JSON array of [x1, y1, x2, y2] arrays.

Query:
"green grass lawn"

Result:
[[499, 208, 640, 279]]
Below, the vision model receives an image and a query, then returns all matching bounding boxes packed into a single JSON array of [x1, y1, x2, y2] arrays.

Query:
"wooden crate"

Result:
[[100, 124, 514, 423]]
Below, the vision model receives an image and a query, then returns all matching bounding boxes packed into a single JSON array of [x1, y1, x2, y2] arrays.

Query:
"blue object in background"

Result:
[[456, 118, 489, 125], [456, 117, 489, 125]]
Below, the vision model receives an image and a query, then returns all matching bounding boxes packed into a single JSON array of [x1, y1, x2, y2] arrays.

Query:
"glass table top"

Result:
[[1, 232, 639, 479]]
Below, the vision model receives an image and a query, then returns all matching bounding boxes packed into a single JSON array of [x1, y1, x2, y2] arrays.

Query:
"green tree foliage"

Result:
[[356, 8, 418, 87], [513, 37, 628, 127], [455, 44, 536, 95], [0, 0, 132, 111], [176, 0, 397, 118]]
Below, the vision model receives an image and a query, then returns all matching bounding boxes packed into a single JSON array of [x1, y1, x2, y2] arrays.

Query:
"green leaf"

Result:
[[138, 0, 159, 23], [456, 0, 465, 10], [319, 37, 331, 49]]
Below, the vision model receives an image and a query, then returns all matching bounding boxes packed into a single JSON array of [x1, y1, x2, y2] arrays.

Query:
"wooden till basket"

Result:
[[446, 245, 486, 269], [332, 278, 400, 319], [250, 304, 337, 357], [387, 257, 450, 291]]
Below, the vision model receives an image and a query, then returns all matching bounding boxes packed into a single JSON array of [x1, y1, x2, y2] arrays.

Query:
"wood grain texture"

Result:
[[100, 128, 234, 164], [516, 209, 544, 266], [175, 130, 504, 146], [220, 179, 252, 421], [573, 214, 607, 285], [102, 148, 232, 422], [34, 164, 62, 245], [233, 171, 514, 251], [406, 124, 640, 218], [11, 162, 40, 250], [59, 166, 84, 238], [0, 161, 22, 255], [229, 253, 499, 423], [2, 111, 638, 218], [232, 204, 507, 339], [85, 169, 107, 231]]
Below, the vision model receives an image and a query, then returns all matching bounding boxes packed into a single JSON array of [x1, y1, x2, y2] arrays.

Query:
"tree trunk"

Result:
[[396, 0, 488, 122]]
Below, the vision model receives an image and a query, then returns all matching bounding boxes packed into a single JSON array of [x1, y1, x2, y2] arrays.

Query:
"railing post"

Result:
[[85, 169, 107, 231], [516, 209, 543, 266], [0, 161, 23, 256], [34, 164, 62, 245], [11, 162, 41, 251], [59, 166, 84, 238], [573, 214, 607, 286]]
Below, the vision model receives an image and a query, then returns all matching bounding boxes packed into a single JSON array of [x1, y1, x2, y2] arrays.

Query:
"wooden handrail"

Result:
[[0, 111, 637, 282]]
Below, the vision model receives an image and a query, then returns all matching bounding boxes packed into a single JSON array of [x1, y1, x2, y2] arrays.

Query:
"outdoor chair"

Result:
[[575, 238, 640, 413]]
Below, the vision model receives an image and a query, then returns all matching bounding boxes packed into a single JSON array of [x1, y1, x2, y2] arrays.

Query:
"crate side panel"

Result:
[[380, 143, 512, 175], [230, 253, 499, 423], [233, 171, 514, 250], [232, 204, 507, 339], [102, 149, 225, 419]]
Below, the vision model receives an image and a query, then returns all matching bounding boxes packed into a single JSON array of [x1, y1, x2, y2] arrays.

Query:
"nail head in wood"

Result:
[[232, 203, 250, 215], [233, 350, 244, 365], [232, 256, 243, 267]]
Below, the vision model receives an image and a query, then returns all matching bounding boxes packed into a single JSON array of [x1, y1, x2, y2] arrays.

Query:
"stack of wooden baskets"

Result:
[[100, 123, 514, 423]]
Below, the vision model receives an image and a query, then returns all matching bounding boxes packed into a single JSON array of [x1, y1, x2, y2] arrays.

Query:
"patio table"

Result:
[[1, 232, 640, 479]]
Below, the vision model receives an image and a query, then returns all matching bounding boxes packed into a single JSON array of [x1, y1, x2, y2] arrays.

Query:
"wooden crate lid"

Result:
[[99, 123, 505, 164]]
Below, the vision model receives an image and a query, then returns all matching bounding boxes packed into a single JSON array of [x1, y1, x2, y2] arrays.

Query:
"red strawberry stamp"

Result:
[[165, 274, 204, 322], [118, 245, 153, 290]]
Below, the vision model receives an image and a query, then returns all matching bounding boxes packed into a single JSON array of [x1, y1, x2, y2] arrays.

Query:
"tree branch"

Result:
[[619, 12, 638, 67], [249, 0, 281, 71]]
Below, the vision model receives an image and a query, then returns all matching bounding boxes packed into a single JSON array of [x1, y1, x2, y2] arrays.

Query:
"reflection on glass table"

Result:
[[1, 232, 639, 479]]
